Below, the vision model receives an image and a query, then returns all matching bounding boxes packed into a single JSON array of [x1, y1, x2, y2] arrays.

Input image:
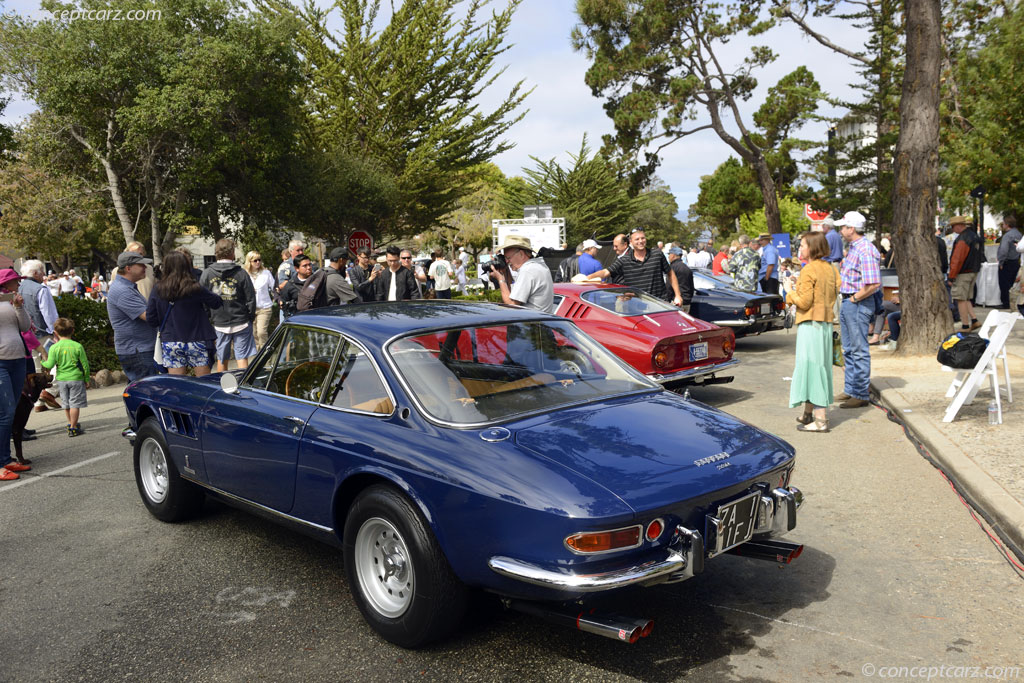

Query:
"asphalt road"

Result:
[[3, 332, 1023, 682]]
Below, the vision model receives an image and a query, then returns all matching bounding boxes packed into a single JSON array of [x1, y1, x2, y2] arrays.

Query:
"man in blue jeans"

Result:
[[835, 211, 881, 409], [107, 251, 158, 381]]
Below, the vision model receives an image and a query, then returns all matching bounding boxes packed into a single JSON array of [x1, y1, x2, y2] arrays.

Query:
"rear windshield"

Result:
[[581, 287, 677, 316], [388, 320, 656, 425]]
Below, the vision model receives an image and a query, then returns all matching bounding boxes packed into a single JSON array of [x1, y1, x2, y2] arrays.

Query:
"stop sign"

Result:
[[348, 230, 374, 255]]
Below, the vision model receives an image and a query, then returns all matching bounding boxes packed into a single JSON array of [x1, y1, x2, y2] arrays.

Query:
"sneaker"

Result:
[[68, 426, 84, 437]]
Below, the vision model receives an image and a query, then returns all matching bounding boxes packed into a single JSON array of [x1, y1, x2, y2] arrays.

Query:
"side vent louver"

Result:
[[159, 408, 197, 439]]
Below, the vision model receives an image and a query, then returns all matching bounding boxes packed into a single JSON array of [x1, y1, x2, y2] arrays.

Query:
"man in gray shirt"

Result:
[[107, 251, 158, 381], [997, 215, 1021, 309]]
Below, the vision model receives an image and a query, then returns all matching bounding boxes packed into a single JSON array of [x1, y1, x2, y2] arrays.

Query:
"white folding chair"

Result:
[[942, 310, 1020, 423]]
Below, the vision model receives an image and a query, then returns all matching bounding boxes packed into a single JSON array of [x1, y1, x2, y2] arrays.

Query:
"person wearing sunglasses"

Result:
[[245, 251, 276, 349]]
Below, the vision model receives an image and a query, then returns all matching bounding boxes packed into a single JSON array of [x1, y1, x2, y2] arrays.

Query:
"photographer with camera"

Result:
[[487, 235, 554, 313]]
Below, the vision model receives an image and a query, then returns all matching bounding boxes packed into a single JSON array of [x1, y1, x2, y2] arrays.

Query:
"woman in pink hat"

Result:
[[0, 268, 31, 480]]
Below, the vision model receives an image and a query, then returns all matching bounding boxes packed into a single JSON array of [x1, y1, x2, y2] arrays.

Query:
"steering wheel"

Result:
[[285, 361, 330, 400], [557, 349, 595, 377]]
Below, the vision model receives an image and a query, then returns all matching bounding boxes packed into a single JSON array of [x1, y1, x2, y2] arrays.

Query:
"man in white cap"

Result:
[[822, 216, 844, 265], [577, 239, 603, 277], [835, 210, 880, 409], [488, 235, 554, 313]]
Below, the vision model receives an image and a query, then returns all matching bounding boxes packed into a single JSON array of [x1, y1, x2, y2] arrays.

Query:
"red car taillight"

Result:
[[775, 300, 786, 311], [744, 305, 757, 316], [722, 329, 736, 356]]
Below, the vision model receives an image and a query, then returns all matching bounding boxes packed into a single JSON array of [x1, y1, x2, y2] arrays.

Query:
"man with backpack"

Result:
[[324, 248, 361, 306], [200, 238, 257, 372]]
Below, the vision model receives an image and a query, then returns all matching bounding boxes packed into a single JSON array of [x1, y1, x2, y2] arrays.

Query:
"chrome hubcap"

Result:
[[139, 437, 169, 504], [355, 517, 414, 618]]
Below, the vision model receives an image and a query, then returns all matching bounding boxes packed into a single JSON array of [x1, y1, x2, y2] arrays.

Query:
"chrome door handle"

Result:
[[283, 416, 306, 425]]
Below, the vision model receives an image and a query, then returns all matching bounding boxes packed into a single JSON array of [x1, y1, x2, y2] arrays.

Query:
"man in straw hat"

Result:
[[947, 215, 983, 331], [488, 235, 554, 313]]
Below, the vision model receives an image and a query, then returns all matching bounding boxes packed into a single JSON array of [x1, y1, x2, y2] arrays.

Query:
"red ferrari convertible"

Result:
[[552, 283, 738, 390]]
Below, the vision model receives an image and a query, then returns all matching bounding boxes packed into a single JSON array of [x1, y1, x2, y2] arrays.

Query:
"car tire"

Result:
[[133, 417, 204, 522], [343, 485, 468, 648]]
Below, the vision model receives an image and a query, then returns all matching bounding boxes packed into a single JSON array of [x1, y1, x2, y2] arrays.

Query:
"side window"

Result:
[[248, 326, 339, 401], [323, 341, 393, 414], [244, 333, 282, 391]]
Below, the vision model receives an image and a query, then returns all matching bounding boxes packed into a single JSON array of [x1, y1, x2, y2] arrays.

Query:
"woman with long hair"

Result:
[[244, 250, 276, 349], [787, 231, 841, 433], [146, 251, 222, 376], [0, 268, 30, 480]]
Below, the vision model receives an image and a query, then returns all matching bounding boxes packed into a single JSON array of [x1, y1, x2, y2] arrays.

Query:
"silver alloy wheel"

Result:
[[354, 516, 414, 618], [139, 437, 169, 504]]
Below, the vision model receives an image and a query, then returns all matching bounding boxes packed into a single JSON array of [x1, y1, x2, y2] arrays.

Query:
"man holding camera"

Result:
[[488, 235, 554, 313]]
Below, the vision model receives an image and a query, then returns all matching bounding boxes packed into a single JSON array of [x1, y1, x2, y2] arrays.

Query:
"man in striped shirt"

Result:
[[836, 210, 881, 409], [586, 228, 683, 306]]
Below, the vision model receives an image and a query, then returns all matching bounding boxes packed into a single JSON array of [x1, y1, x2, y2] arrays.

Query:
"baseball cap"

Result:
[[328, 247, 348, 261], [835, 210, 867, 231], [116, 252, 152, 268], [668, 246, 684, 256], [581, 239, 599, 250]]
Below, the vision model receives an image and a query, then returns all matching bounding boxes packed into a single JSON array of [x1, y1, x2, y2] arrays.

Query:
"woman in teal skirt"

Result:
[[787, 231, 841, 432]]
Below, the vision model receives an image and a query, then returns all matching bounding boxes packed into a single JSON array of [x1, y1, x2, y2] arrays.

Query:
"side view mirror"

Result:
[[220, 372, 239, 395]]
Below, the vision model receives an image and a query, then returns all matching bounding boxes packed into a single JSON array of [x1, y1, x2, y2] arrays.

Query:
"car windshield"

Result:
[[388, 320, 657, 425], [695, 272, 732, 289], [581, 287, 677, 316]]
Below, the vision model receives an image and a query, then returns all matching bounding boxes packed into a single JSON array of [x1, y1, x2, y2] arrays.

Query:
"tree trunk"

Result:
[[750, 156, 783, 235], [891, 0, 948, 355]]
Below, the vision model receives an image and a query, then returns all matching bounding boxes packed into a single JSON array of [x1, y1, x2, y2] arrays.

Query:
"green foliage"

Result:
[[54, 296, 120, 372], [739, 196, 809, 237], [628, 177, 685, 245], [271, 0, 529, 245], [0, 119, 124, 269], [0, 96, 13, 162], [502, 136, 646, 244], [803, 0, 903, 233], [0, 0, 306, 258], [941, 3, 1023, 214], [453, 289, 503, 303], [693, 158, 764, 232], [573, 0, 794, 234], [422, 163, 506, 260]]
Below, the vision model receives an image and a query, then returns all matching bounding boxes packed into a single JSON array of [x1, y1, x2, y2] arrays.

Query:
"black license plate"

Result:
[[706, 491, 759, 556]]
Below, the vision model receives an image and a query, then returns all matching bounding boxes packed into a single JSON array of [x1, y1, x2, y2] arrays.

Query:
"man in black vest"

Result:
[[18, 259, 62, 414], [947, 216, 983, 331]]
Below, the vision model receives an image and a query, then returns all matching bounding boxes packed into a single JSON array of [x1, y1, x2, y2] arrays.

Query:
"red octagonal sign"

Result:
[[348, 230, 374, 255]]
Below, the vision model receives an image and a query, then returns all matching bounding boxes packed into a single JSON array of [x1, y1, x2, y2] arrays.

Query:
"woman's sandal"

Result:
[[0, 468, 19, 481], [797, 419, 830, 433], [796, 412, 813, 425]]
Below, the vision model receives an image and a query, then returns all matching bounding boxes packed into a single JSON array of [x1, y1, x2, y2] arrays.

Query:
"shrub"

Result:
[[453, 289, 503, 303], [54, 296, 121, 372]]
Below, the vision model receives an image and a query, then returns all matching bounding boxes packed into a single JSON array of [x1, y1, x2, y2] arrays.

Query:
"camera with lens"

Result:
[[481, 252, 507, 274]]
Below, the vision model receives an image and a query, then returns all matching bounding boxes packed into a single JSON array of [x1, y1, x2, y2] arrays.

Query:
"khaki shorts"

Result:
[[950, 271, 977, 301]]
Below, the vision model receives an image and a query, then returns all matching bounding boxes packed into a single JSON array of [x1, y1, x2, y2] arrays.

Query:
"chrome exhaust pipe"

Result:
[[726, 538, 804, 564], [505, 600, 653, 643]]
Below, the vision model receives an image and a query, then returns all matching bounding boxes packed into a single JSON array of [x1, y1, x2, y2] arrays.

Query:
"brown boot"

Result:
[[839, 397, 869, 409]]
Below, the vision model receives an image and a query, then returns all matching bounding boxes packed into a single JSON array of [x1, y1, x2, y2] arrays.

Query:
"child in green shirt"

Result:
[[40, 317, 90, 437]]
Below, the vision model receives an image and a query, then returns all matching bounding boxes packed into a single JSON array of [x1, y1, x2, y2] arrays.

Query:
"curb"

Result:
[[871, 376, 1024, 557]]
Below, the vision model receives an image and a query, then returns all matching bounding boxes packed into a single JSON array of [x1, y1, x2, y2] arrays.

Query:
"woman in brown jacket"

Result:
[[787, 231, 841, 432]]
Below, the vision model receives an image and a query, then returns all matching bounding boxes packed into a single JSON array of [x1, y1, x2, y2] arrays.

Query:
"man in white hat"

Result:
[[822, 216, 844, 265], [835, 210, 880, 409], [489, 235, 554, 313], [947, 215, 983, 330], [577, 239, 603, 276]]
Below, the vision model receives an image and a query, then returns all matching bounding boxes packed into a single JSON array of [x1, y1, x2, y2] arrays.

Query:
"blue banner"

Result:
[[772, 233, 792, 259]]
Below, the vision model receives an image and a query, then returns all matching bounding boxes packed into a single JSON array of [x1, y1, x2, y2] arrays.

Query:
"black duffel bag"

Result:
[[936, 332, 988, 369]]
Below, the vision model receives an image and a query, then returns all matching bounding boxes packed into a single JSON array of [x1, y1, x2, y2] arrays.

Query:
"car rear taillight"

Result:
[[744, 305, 757, 316], [565, 526, 642, 554], [722, 329, 735, 356], [652, 342, 679, 370], [775, 300, 786, 311], [645, 519, 664, 541]]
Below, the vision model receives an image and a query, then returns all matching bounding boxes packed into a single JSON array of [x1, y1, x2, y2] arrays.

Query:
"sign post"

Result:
[[348, 231, 374, 256]]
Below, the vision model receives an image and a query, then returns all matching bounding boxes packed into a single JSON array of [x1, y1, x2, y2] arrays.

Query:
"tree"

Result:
[[573, 1, 791, 235], [420, 163, 506, 262], [776, 0, 904, 234], [0, 0, 305, 261], [268, 0, 529, 244], [739, 195, 810, 237], [891, 0, 947, 355], [0, 123, 123, 269], [629, 177, 685, 245], [0, 96, 13, 162], [940, 4, 1024, 214], [502, 136, 646, 245], [693, 157, 765, 232]]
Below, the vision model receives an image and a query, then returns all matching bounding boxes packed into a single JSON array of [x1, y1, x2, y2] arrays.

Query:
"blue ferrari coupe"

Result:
[[122, 302, 803, 647]]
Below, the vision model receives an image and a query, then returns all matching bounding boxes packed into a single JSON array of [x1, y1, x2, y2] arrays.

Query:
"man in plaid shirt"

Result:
[[836, 210, 881, 409]]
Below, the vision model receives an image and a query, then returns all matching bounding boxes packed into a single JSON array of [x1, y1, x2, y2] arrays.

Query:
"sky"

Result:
[[0, 0, 871, 218]]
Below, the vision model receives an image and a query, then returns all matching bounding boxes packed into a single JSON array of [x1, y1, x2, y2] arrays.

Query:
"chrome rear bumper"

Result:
[[651, 358, 740, 384], [489, 486, 803, 592]]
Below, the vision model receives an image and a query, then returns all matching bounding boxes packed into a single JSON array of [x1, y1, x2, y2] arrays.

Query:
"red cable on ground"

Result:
[[872, 402, 1024, 578]]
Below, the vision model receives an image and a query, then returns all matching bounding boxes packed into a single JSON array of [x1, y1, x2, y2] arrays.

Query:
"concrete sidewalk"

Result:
[[869, 307, 1024, 555]]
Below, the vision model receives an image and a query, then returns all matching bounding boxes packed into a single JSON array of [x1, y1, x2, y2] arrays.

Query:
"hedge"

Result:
[[54, 297, 121, 372]]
